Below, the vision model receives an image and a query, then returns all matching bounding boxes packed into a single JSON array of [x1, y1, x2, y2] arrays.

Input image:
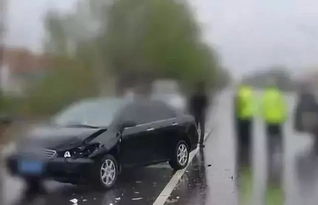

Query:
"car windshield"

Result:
[[53, 98, 126, 127]]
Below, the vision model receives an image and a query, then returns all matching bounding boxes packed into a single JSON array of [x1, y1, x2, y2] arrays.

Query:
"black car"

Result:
[[7, 98, 198, 189]]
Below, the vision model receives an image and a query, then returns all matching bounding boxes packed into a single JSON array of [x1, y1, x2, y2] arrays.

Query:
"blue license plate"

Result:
[[18, 160, 44, 175]]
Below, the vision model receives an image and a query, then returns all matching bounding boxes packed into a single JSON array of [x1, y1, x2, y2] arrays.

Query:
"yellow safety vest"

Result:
[[262, 88, 287, 124], [237, 86, 255, 120]]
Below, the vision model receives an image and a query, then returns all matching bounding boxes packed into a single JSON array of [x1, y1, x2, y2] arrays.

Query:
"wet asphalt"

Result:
[[166, 91, 237, 205], [2, 90, 318, 205], [2, 163, 175, 205], [166, 90, 318, 205]]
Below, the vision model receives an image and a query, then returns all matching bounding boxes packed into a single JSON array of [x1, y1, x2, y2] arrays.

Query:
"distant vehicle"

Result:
[[151, 79, 187, 112], [151, 93, 186, 111], [7, 98, 198, 189]]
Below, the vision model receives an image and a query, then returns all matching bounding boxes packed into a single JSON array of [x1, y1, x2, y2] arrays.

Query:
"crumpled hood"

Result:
[[19, 125, 106, 151]]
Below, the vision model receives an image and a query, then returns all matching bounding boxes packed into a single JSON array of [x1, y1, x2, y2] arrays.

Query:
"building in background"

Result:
[[0, 47, 49, 96]]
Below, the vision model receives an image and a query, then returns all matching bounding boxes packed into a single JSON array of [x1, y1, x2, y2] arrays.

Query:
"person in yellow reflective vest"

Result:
[[234, 85, 255, 167], [261, 85, 287, 187], [261, 85, 287, 137]]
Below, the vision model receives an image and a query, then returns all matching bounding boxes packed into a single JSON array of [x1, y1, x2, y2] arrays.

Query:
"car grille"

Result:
[[42, 149, 57, 159], [20, 148, 57, 159]]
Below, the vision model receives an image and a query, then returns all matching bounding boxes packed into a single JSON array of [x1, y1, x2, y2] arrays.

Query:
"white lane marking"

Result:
[[153, 130, 213, 205], [153, 148, 198, 205]]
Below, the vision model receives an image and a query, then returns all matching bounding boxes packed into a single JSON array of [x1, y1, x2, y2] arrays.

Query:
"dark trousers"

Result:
[[266, 123, 283, 159], [266, 123, 282, 138], [194, 114, 205, 145], [236, 119, 252, 167], [266, 123, 283, 185]]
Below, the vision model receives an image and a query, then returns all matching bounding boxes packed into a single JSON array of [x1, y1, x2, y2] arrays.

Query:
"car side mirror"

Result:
[[119, 121, 136, 132]]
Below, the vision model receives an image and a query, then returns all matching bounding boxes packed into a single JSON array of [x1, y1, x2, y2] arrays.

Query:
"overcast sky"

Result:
[[5, 0, 76, 51], [4, 0, 318, 78], [189, 0, 318, 78]]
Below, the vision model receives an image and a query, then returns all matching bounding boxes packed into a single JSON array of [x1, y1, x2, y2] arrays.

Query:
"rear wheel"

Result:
[[92, 154, 118, 189], [169, 140, 189, 170]]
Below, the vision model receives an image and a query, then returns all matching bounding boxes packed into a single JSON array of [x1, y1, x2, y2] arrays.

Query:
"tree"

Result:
[[102, 0, 218, 91], [214, 67, 232, 89], [44, 0, 219, 94], [23, 57, 99, 115]]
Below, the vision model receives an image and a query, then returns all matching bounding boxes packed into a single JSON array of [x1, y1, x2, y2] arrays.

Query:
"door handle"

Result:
[[146, 127, 155, 131], [172, 122, 179, 126]]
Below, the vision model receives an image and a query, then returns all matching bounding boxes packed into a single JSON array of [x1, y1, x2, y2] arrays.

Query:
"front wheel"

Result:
[[92, 154, 118, 189], [169, 140, 189, 170]]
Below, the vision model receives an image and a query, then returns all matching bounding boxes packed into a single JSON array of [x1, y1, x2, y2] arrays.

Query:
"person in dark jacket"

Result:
[[189, 83, 209, 147], [294, 89, 318, 151]]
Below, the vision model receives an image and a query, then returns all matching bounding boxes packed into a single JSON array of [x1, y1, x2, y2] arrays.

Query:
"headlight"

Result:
[[60, 144, 99, 159]]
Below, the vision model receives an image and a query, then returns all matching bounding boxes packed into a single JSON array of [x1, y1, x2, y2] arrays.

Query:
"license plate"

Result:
[[18, 160, 44, 175]]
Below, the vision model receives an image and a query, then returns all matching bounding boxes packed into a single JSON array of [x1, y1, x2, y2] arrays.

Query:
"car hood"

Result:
[[19, 125, 106, 151]]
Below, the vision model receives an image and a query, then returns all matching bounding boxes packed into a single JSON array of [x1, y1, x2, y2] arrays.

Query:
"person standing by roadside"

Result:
[[262, 85, 287, 138], [234, 84, 255, 167], [234, 85, 255, 205], [189, 82, 209, 148], [261, 85, 287, 167], [294, 84, 318, 152], [261, 84, 287, 205]]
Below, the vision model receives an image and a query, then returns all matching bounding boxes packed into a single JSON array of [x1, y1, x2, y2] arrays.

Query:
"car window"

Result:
[[117, 100, 176, 125], [54, 98, 126, 127], [150, 101, 177, 121]]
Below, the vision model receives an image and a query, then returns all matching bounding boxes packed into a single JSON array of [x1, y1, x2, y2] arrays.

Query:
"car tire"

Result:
[[93, 154, 118, 189], [169, 140, 189, 170]]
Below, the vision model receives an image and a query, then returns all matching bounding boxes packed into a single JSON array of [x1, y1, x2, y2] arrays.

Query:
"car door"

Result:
[[149, 102, 179, 161], [118, 102, 159, 167]]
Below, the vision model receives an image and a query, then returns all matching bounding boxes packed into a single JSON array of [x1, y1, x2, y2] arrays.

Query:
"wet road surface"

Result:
[[166, 90, 318, 205], [2, 163, 176, 205], [167, 90, 237, 205], [2, 90, 318, 205]]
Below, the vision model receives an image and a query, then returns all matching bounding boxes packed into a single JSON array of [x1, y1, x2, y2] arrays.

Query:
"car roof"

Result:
[[76, 97, 128, 106], [70, 97, 172, 110]]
